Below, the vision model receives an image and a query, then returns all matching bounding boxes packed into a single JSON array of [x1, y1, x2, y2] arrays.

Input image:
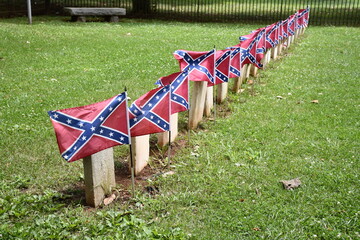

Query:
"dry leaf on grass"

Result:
[[311, 100, 319, 104], [103, 194, 116, 206], [276, 96, 284, 99], [280, 178, 301, 190]]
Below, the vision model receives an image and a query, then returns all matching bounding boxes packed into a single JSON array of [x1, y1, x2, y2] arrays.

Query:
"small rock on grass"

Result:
[[162, 171, 175, 177]]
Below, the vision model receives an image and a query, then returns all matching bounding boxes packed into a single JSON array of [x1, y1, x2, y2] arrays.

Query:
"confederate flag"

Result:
[[228, 44, 241, 78], [211, 49, 231, 86], [173, 49, 215, 85], [240, 29, 263, 68], [288, 14, 296, 36], [48, 92, 130, 162], [129, 86, 171, 137], [265, 23, 278, 49], [155, 71, 189, 114]]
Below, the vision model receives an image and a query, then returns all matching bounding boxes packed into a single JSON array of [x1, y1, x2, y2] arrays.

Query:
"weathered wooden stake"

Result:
[[271, 46, 278, 59], [83, 148, 116, 207], [157, 113, 178, 147], [266, 49, 272, 64], [130, 135, 149, 175], [245, 64, 251, 79], [204, 86, 214, 117], [189, 81, 207, 129], [232, 64, 249, 93], [287, 36, 291, 48], [290, 35, 295, 44], [277, 42, 283, 55], [250, 64, 258, 77], [216, 82, 228, 104], [232, 77, 241, 93]]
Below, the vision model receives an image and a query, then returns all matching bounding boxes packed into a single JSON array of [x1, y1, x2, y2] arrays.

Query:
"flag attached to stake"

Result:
[[240, 30, 263, 69], [297, 8, 310, 28], [265, 23, 278, 49], [129, 85, 171, 137], [173, 49, 215, 85], [211, 49, 231, 86], [255, 28, 266, 66], [228, 44, 241, 78], [156, 71, 189, 114], [288, 14, 296, 36], [48, 92, 130, 162], [282, 19, 289, 39]]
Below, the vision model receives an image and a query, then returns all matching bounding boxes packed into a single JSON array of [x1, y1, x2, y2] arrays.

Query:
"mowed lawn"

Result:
[[0, 17, 359, 239]]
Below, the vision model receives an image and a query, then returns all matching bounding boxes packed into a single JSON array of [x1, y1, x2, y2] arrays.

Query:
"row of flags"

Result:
[[48, 7, 310, 163]]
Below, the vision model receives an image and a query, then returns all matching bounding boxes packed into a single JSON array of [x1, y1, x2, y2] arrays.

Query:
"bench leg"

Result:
[[105, 16, 119, 22], [109, 16, 119, 22], [75, 16, 86, 22]]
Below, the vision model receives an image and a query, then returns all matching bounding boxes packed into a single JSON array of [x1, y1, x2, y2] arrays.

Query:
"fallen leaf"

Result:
[[280, 178, 301, 190], [103, 194, 116, 205], [276, 96, 284, 99], [247, 80, 254, 85], [252, 227, 261, 231], [311, 100, 319, 104], [239, 198, 245, 202]]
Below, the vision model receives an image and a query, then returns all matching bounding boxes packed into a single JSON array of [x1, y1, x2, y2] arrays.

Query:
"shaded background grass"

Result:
[[0, 17, 359, 239]]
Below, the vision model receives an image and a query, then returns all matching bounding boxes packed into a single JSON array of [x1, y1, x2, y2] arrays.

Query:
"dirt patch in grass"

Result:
[[114, 138, 188, 199]]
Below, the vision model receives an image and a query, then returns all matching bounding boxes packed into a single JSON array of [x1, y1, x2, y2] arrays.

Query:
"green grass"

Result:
[[0, 17, 359, 239]]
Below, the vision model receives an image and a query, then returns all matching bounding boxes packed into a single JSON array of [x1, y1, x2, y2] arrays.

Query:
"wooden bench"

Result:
[[64, 7, 126, 22]]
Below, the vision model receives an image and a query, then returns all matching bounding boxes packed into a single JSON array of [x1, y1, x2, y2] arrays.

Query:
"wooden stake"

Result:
[[189, 81, 207, 129]]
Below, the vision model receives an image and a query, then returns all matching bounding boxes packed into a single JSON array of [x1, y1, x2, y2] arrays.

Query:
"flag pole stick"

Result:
[[213, 46, 217, 123], [129, 145, 135, 197], [214, 86, 217, 123], [125, 87, 135, 198], [167, 130, 171, 169], [167, 85, 171, 169], [187, 71, 191, 144]]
